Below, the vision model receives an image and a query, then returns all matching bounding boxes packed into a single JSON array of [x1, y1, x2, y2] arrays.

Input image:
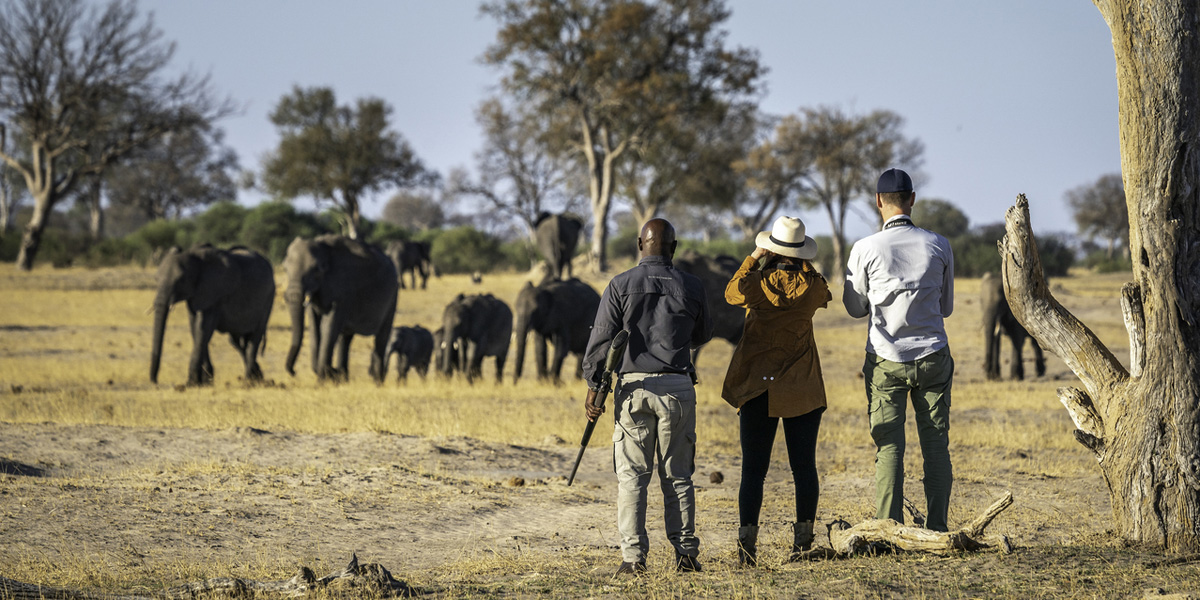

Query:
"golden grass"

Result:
[[0, 262, 1135, 463]]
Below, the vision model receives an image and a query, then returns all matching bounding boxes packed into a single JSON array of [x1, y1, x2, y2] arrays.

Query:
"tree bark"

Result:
[[86, 177, 104, 241], [997, 0, 1200, 555], [16, 189, 54, 271]]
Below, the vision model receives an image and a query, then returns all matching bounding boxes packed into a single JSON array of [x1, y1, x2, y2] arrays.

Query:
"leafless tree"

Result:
[[1000, 0, 1200, 553], [0, 0, 236, 269], [450, 98, 577, 240]]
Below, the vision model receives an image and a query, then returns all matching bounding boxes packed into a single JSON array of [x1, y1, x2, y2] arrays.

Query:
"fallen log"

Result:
[[0, 555, 414, 600], [827, 492, 1014, 557]]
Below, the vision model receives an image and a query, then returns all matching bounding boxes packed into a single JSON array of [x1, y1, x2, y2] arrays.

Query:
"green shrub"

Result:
[[82, 237, 140, 268], [500, 238, 539, 272], [949, 223, 1075, 278], [240, 202, 327, 262], [367, 221, 412, 246], [1036, 234, 1075, 278], [194, 201, 249, 245], [1082, 250, 1132, 273], [607, 225, 640, 262], [127, 219, 196, 257], [0, 231, 21, 262], [429, 226, 503, 274], [677, 237, 753, 260]]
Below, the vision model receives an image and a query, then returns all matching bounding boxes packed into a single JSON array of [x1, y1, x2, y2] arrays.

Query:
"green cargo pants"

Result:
[[863, 347, 953, 532]]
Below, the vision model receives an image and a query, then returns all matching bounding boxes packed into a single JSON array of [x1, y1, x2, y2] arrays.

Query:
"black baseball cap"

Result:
[[877, 168, 913, 194]]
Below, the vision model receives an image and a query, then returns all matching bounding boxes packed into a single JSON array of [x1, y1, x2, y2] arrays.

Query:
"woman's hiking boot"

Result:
[[737, 525, 759, 567]]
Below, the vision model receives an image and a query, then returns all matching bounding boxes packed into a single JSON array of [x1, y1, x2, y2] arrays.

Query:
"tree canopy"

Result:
[[106, 123, 239, 221], [482, 0, 764, 271], [261, 86, 436, 240], [772, 106, 924, 284], [1066, 173, 1128, 259], [912, 198, 969, 239]]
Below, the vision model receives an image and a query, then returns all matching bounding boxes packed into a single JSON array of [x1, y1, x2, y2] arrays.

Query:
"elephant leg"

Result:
[[397, 355, 410, 382], [984, 320, 1001, 380], [188, 311, 218, 386], [1031, 339, 1047, 377], [467, 340, 483, 384], [316, 313, 342, 380], [550, 333, 569, 384], [368, 331, 389, 384], [309, 306, 323, 377], [534, 334, 550, 381], [335, 334, 353, 382], [1009, 332, 1026, 381], [574, 354, 584, 379], [494, 351, 507, 384], [244, 333, 265, 381]]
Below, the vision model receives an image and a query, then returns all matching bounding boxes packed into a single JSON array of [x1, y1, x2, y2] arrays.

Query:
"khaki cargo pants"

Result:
[[863, 347, 954, 532], [612, 372, 698, 563]]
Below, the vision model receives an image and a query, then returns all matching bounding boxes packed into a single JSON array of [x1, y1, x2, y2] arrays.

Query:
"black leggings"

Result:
[[738, 392, 824, 526]]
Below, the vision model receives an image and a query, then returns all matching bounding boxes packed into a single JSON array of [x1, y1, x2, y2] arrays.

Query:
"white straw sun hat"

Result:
[[755, 216, 819, 260]]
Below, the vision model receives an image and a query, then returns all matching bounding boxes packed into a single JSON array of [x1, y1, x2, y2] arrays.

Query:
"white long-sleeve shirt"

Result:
[[843, 214, 954, 363]]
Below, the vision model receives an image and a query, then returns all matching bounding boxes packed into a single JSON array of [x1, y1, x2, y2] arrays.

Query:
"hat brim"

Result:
[[756, 231, 818, 260]]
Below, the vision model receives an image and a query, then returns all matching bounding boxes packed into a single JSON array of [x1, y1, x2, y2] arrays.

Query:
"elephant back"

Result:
[[675, 250, 744, 345]]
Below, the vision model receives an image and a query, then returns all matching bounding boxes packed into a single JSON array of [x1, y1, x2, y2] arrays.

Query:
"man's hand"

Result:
[[751, 246, 773, 260], [584, 388, 604, 422]]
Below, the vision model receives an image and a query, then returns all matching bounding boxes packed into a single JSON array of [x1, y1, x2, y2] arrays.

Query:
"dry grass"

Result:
[[3, 262, 1196, 599]]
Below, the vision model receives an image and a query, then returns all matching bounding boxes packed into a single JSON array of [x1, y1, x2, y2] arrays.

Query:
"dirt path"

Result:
[[0, 420, 1113, 578]]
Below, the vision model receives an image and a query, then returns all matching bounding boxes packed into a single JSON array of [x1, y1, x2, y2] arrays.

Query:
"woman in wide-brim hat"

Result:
[[721, 215, 831, 566]]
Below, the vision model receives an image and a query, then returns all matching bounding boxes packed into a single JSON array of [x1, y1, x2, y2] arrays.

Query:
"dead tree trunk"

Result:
[[827, 492, 1014, 557], [999, 0, 1200, 553]]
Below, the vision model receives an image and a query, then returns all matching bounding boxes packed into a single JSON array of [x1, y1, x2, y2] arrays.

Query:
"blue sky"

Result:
[[142, 1, 1120, 241]]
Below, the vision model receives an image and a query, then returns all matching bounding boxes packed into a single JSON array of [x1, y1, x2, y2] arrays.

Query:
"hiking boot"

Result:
[[737, 525, 759, 567], [675, 553, 703, 573], [615, 561, 646, 576], [787, 521, 815, 561]]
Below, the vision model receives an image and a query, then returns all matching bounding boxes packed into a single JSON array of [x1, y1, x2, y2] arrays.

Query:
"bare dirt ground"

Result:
[[4, 418, 1195, 599]]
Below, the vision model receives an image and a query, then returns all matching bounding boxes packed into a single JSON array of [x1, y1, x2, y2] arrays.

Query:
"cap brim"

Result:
[[756, 231, 818, 260]]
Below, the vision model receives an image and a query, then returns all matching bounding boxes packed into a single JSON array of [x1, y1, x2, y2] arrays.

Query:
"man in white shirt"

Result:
[[843, 168, 955, 532]]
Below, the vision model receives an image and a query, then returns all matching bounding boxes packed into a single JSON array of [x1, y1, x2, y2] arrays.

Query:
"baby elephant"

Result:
[[386, 325, 434, 382]]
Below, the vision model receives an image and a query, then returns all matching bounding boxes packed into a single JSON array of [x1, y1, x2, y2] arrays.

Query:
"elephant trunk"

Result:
[[150, 300, 170, 384], [440, 331, 455, 376], [513, 316, 529, 383], [285, 293, 305, 376]]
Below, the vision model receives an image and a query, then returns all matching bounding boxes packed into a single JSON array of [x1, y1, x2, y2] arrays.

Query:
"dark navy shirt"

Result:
[[582, 255, 714, 389]]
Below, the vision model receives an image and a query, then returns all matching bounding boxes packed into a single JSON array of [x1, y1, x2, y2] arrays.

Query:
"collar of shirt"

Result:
[[638, 255, 674, 268], [883, 215, 914, 230]]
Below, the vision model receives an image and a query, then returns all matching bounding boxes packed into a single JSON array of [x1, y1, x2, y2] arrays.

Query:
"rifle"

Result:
[[566, 329, 629, 486]]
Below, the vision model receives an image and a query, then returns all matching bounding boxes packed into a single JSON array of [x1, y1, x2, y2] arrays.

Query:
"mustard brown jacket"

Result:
[[721, 255, 831, 418]]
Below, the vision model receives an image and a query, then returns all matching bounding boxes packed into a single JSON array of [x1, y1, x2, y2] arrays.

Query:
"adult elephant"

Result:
[[440, 293, 512, 384], [150, 245, 275, 386], [283, 235, 399, 383], [674, 250, 745, 367], [534, 212, 584, 280], [385, 325, 434, 382], [512, 277, 600, 384], [982, 272, 1045, 380], [385, 240, 433, 290]]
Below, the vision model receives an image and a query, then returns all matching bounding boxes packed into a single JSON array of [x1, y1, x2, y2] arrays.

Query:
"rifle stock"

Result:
[[566, 330, 629, 486]]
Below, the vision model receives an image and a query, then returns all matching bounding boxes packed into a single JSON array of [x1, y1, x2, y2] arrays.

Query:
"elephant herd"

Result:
[[147, 230, 755, 388], [148, 234, 1048, 389]]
